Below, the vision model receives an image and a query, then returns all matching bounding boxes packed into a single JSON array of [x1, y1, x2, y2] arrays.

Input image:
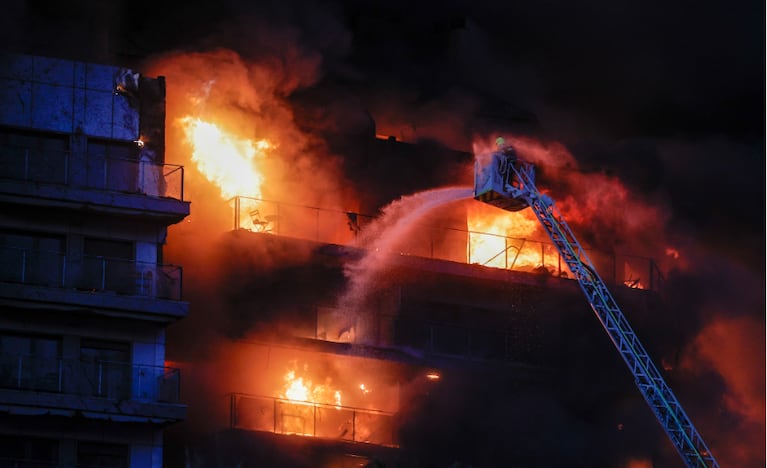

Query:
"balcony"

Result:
[[0, 354, 184, 423], [231, 196, 665, 292], [0, 144, 188, 222], [0, 246, 186, 318], [228, 393, 397, 447]]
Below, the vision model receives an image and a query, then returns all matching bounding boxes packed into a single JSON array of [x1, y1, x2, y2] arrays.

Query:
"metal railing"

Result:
[[228, 393, 397, 447], [231, 196, 664, 292], [0, 245, 184, 300], [0, 354, 180, 403], [0, 144, 185, 201]]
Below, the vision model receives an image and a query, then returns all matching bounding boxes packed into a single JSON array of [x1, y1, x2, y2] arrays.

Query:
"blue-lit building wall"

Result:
[[0, 53, 189, 467]]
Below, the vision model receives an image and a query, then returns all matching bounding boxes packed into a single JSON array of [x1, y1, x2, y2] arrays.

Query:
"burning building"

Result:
[[162, 194, 680, 467], [0, 1, 761, 465], [0, 52, 189, 466], [148, 52, 693, 465], [0, 46, 729, 467]]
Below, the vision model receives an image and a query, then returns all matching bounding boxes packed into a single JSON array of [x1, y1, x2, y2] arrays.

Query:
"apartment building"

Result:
[[164, 193, 670, 467], [0, 52, 189, 467]]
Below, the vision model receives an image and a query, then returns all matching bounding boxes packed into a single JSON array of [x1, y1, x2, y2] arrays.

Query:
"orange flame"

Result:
[[180, 116, 272, 229], [467, 202, 557, 272], [281, 368, 343, 408], [283, 371, 310, 401]]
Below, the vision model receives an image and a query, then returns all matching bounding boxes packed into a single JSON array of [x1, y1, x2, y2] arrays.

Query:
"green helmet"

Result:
[[495, 136, 505, 148]]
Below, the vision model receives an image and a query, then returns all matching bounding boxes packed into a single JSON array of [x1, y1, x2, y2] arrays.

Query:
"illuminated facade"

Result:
[[0, 53, 189, 467], [166, 192, 669, 467]]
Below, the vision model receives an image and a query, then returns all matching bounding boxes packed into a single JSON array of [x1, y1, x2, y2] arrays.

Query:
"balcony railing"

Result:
[[0, 246, 183, 301], [231, 196, 665, 292], [0, 354, 180, 404], [0, 144, 185, 201], [229, 393, 397, 447]]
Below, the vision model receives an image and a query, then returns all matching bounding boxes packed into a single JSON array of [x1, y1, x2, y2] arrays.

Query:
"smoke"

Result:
[[143, 45, 361, 351], [337, 186, 473, 344], [471, 132, 765, 466], [668, 262, 766, 468], [146, 49, 354, 215], [136, 45, 344, 365], [366, 86, 482, 150], [682, 315, 765, 467], [473, 135, 672, 259]]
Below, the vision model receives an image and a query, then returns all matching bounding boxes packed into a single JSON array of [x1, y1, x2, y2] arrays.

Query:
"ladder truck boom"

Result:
[[474, 147, 719, 468]]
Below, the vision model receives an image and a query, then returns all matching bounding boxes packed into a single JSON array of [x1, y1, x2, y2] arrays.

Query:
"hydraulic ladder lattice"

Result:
[[474, 152, 719, 468]]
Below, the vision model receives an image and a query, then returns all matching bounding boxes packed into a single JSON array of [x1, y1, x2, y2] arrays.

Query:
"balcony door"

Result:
[[0, 333, 61, 392], [86, 139, 139, 192], [0, 230, 65, 287], [81, 238, 134, 294], [79, 339, 130, 399]]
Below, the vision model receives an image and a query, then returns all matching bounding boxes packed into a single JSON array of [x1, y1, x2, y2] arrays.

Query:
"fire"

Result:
[[180, 116, 272, 229], [283, 371, 309, 401], [467, 202, 557, 271], [281, 368, 343, 408]]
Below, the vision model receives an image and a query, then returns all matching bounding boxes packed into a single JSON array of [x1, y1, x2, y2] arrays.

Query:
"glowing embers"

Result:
[[180, 117, 272, 229], [467, 202, 559, 273]]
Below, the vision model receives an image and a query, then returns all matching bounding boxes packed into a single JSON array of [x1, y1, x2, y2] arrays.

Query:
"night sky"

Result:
[[2, 0, 764, 466]]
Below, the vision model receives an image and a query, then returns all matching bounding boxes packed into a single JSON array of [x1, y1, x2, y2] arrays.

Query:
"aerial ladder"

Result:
[[474, 145, 719, 468]]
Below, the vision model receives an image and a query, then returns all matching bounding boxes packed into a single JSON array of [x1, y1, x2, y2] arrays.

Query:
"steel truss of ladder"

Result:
[[503, 160, 719, 468]]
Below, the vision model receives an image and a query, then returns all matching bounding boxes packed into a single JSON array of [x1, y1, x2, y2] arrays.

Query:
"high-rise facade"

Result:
[[165, 193, 670, 467], [0, 52, 189, 467]]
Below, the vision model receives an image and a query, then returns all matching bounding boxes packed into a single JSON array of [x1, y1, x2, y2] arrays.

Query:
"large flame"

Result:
[[180, 116, 272, 229], [281, 368, 343, 408], [467, 202, 557, 271], [283, 371, 310, 401]]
